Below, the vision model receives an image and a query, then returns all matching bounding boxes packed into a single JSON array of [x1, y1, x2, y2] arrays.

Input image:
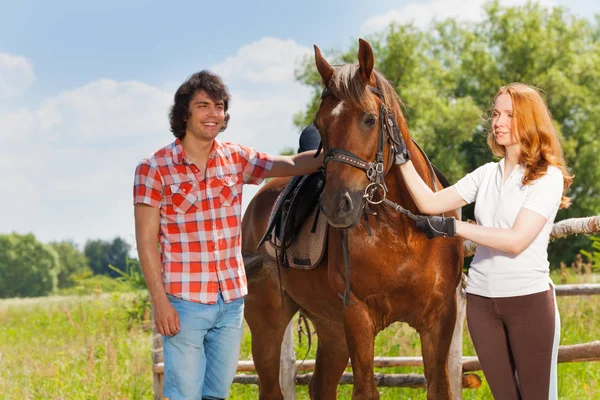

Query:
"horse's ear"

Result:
[[314, 45, 334, 86], [358, 38, 374, 83]]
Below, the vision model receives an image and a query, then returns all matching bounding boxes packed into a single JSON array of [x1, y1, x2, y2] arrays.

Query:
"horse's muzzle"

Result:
[[319, 189, 363, 228]]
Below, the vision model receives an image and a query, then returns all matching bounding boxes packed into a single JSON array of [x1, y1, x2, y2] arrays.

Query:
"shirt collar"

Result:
[[172, 138, 227, 165], [172, 138, 185, 164], [496, 158, 525, 189]]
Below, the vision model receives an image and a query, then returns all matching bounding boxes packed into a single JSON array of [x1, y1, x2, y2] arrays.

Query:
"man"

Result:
[[133, 70, 322, 400]]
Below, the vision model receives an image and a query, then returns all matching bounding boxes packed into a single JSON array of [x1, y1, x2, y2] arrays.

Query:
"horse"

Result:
[[241, 39, 464, 400]]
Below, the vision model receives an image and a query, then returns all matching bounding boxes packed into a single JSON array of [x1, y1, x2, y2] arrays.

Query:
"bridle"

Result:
[[321, 85, 398, 207], [319, 83, 427, 221], [318, 81, 439, 306]]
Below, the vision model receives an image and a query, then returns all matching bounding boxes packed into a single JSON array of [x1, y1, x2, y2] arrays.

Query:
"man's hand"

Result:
[[153, 297, 180, 336], [416, 216, 457, 239]]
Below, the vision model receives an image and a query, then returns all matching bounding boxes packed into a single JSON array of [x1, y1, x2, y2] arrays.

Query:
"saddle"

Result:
[[258, 169, 327, 269]]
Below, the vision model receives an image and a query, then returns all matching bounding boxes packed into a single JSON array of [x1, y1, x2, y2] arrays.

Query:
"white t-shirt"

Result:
[[454, 159, 563, 297]]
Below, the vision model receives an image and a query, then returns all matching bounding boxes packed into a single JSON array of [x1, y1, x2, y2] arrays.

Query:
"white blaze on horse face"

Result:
[[330, 100, 345, 119]]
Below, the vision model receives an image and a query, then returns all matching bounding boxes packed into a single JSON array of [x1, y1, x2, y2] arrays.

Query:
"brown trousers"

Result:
[[467, 289, 559, 399]]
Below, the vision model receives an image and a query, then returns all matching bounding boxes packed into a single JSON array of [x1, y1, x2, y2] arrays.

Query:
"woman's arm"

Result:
[[456, 207, 548, 255], [422, 207, 548, 254], [399, 160, 467, 214]]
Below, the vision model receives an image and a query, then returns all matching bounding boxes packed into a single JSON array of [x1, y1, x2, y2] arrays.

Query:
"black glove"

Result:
[[386, 110, 410, 165], [394, 146, 410, 165], [415, 216, 457, 239]]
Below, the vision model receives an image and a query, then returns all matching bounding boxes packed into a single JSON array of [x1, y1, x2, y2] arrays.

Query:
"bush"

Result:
[[0, 233, 58, 298]]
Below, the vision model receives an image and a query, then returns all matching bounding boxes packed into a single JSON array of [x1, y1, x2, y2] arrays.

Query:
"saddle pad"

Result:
[[264, 206, 328, 270]]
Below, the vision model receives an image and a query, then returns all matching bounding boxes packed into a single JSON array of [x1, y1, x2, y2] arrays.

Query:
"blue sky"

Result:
[[1, 0, 597, 251]]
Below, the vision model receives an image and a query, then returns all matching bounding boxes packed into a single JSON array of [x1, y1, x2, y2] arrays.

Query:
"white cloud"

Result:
[[212, 37, 312, 85], [0, 78, 174, 246], [0, 53, 35, 98], [36, 79, 172, 142], [360, 0, 555, 35], [0, 108, 35, 142], [209, 38, 314, 155]]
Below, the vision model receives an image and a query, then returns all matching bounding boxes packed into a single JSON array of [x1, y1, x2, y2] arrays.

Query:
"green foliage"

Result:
[[49, 240, 91, 289], [0, 233, 58, 298], [84, 237, 132, 277], [580, 235, 600, 273], [0, 295, 153, 398], [279, 146, 296, 156], [295, 0, 600, 267], [109, 258, 151, 327], [57, 274, 130, 296]]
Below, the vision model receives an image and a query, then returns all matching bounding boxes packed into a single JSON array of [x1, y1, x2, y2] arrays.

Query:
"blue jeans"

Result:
[[163, 292, 244, 400]]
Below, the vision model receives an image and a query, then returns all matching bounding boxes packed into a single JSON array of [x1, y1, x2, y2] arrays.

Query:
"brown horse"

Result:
[[242, 39, 463, 400]]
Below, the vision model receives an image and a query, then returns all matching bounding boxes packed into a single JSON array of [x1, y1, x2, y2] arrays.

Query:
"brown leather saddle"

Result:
[[257, 169, 327, 269]]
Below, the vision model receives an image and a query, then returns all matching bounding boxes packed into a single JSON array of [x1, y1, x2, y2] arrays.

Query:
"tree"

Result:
[[49, 240, 91, 288], [0, 233, 58, 298], [295, 0, 600, 266], [84, 237, 132, 277]]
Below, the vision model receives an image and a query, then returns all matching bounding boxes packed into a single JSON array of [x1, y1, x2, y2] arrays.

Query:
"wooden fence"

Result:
[[152, 215, 600, 400]]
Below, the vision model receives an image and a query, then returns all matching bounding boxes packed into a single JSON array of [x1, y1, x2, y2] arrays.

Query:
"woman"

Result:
[[397, 83, 572, 399]]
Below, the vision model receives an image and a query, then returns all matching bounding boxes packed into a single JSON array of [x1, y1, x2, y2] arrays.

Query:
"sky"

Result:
[[0, 0, 598, 252]]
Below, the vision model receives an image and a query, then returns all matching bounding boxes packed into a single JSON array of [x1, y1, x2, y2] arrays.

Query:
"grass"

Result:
[[1, 275, 598, 399]]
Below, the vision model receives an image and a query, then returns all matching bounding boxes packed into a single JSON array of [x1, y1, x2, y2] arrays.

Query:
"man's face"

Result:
[[185, 90, 226, 141]]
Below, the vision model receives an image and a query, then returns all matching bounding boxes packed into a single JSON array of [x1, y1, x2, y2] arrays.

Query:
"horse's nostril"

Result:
[[339, 192, 353, 214]]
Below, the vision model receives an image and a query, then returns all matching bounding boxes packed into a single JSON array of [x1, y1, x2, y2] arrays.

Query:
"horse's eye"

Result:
[[366, 115, 377, 125]]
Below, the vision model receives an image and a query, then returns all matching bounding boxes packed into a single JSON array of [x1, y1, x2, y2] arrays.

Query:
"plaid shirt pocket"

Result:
[[170, 181, 198, 213], [219, 175, 239, 207]]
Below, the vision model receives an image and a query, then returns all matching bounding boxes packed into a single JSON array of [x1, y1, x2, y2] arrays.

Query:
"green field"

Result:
[[1, 279, 598, 399]]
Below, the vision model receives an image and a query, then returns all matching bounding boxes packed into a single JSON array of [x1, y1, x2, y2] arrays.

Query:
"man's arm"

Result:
[[134, 204, 180, 336], [266, 150, 324, 178]]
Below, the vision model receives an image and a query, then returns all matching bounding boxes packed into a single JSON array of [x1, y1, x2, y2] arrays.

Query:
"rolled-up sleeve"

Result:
[[133, 160, 163, 207], [238, 145, 274, 185]]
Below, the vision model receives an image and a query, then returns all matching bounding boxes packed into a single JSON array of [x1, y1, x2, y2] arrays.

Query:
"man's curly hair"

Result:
[[169, 70, 231, 139]]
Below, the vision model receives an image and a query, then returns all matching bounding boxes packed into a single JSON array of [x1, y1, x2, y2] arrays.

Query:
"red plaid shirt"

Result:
[[133, 138, 273, 304]]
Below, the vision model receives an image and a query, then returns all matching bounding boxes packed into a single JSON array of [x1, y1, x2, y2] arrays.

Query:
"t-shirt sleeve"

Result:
[[237, 145, 274, 185], [133, 160, 163, 207], [452, 163, 490, 205], [522, 167, 563, 219]]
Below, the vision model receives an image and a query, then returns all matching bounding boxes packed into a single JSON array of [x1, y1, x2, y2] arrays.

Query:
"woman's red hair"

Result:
[[487, 83, 573, 208]]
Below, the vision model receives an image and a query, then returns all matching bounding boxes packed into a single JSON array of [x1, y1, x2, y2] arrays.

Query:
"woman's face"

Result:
[[492, 93, 518, 148]]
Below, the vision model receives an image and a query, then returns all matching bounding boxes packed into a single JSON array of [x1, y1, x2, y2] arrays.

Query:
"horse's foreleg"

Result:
[[419, 295, 457, 400], [308, 318, 350, 400], [245, 275, 300, 400], [342, 302, 379, 400]]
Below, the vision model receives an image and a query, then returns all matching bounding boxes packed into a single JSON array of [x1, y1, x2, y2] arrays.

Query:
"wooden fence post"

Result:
[[151, 317, 164, 400], [448, 275, 467, 400], [280, 320, 297, 399]]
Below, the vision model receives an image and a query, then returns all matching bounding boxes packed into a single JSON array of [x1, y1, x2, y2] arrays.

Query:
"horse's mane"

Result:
[[327, 64, 409, 137]]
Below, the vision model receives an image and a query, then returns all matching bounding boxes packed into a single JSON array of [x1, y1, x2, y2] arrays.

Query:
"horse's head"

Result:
[[314, 39, 408, 228]]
